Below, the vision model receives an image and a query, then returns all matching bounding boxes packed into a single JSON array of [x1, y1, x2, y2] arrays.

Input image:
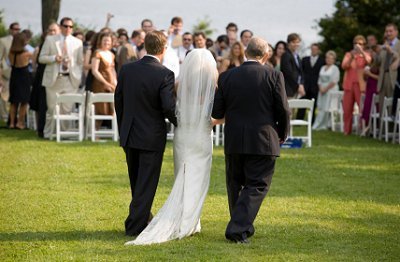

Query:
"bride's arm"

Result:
[[211, 117, 225, 126]]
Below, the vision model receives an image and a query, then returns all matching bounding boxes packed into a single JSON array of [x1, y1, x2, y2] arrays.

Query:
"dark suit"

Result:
[[212, 61, 290, 242], [280, 49, 303, 98], [114, 55, 177, 236], [297, 55, 325, 121]]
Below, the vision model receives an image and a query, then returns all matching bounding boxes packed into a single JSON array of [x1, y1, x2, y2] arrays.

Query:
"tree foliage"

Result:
[[0, 9, 8, 37], [41, 0, 61, 33], [192, 16, 215, 37], [317, 0, 400, 59]]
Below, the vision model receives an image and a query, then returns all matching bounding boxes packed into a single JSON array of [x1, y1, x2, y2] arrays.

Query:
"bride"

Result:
[[125, 49, 219, 245]]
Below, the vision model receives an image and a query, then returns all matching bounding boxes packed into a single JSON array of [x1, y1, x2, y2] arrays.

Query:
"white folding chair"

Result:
[[213, 124, 224, 146], [379, 96, 394, 142], [288, 99, 315, 147], [52, 93, 86, 142], [328, 91, 344, 132], [86, 92, 118, 142], [369, 93, 380, 138], [392, 98, 400, 144]]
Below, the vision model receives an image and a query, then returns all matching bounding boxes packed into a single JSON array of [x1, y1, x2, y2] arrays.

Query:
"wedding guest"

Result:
[[168, 16, 183, 48], [366, 34, 378, 54], [209, 35, 230, 66], [281, 33, 304, 98], [193, 32, 207, 49], [174, 32, 193, 64], [30, 22, 60, 137], [360, 55, 379, 135], [116, 32, 137, 73], [73, 30, 84, 42], [39, 17, 83, 139], [312, 50, 340, 130], [8, 32, 33, 129], [225, 22, 238, 47], [83, 32, 100, 92], [341, 35, 371, 135], [270, 41, 286, 72], [219, 41, 244, 73], [297, 43, 325, 122], [0, 22, 21, 122], [131, 29, 146, 59], [91, 32, 117, 129], [376, 23, 400, 116], [265, 43, 274, 68], [240, 29, 253, 49], [141, 19, 154, 34]]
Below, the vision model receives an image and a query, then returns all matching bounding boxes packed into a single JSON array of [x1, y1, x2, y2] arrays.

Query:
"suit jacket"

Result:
[[302, 55, 325, 97], [39, 34, 83, 89], [212, 61, 290, 156], [280, 49, 303, 97], [377, 38, 400, 92], [0, 35, 13, 79], [114, 56, 177, 151]]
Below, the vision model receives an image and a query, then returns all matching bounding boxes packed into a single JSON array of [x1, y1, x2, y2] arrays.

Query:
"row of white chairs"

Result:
[[52, 92, 118, 142], [326, 90, 400, 143]]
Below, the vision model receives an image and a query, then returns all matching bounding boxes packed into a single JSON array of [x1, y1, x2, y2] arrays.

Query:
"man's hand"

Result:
[[298, 84, 306, 97]]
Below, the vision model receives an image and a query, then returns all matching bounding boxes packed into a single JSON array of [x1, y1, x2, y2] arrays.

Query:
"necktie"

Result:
[[61, 37, 69, 72]]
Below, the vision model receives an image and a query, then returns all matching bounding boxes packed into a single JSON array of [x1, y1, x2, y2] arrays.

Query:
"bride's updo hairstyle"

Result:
[[144, 31, 167, 55], [245, 37, 269, 60]]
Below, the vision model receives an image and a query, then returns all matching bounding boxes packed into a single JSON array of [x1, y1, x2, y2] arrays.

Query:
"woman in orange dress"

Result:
[[341, 35, 371, 135], [91, 32, 117, 129]]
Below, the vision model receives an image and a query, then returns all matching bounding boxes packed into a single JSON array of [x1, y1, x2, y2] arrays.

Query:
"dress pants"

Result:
[[0, 77, 9, 121], [343, 83, 361, 135], [43, 76, 76, 138], [379, 72, 395, 117], [124, 147, 164, 236], [225, 154, 275, 241]]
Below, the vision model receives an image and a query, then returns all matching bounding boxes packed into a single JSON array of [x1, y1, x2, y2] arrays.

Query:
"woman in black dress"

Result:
[[8, 33, 33, 129]]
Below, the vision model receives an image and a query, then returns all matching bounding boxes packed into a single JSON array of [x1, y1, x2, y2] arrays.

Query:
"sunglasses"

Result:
[[62, 25, 73, 29], [11, 28, 21, 31], [354, 42, 365, 45]]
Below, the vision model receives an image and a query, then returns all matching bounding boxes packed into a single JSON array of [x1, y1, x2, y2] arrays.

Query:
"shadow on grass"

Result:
[[0, 230, 124, 242]]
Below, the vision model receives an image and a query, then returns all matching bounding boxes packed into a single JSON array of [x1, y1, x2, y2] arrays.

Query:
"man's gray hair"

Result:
[[246, 37, 269, 59]]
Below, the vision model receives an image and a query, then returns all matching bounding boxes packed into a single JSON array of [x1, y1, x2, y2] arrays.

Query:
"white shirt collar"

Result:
[[145, 54, 160, 62]]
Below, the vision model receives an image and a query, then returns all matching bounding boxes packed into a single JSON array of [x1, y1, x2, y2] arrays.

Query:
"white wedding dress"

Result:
[[125, 49, 218, 245]]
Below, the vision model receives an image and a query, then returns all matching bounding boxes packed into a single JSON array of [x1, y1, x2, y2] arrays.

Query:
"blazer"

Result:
[[212, 61, 290, 156], [302, 55, 325, 97], [39, 34, 83, 89], [280, 49, 304, 97], [114, 56, 177, 151], [377, 38, 400, 92]]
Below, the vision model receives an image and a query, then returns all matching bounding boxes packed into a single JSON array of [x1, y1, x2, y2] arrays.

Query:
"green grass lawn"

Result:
[[0, 126, 399, 261]]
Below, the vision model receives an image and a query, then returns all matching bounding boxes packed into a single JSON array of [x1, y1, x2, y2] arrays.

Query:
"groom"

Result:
[[212, 37, 290, 243], [115, 31, 177, 237]]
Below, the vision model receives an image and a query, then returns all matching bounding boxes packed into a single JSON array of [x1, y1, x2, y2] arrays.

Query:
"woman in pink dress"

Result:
[[341, 35, 371, 135]]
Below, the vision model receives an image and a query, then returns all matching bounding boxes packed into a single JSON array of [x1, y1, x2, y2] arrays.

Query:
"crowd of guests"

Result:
[[0, 17, 399, 141]]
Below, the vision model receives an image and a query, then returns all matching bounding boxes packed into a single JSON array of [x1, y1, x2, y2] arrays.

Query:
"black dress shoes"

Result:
[[226, 235, 250, 244]]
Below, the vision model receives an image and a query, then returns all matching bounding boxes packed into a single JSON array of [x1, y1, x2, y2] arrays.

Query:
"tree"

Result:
[[0, 9, 8, 37], [42, 0, 61, 33], [192, 16, 215, 37], [316, 0, 400, 59]]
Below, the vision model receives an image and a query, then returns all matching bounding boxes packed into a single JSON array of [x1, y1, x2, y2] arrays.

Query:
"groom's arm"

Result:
[[160, 70, 177, 126], [212, 74, 226, 120], [114, 65, 124, 134]]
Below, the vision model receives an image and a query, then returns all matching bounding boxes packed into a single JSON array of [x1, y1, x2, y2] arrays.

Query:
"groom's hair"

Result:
[[245, 37, 269, 59], [145, 31, 167, 55]]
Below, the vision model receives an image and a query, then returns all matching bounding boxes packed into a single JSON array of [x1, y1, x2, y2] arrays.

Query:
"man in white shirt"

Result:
[[174, 32, 193, 64], [240, 30, 253, 50], [193, 32, 207, 49], [167, 17, 183, 48]]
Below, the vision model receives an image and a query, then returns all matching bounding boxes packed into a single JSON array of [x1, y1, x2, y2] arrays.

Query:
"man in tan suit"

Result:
[[0, 22, 21, 121], [377, 23, 400, 114], [39, 17, 83, 139]]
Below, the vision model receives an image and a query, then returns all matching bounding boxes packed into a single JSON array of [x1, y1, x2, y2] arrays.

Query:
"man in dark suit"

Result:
[[212, 37, 290, 244], [297, 43, 325, 121], [115, 31, 177, 237], [280, 33, 305, 99]]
